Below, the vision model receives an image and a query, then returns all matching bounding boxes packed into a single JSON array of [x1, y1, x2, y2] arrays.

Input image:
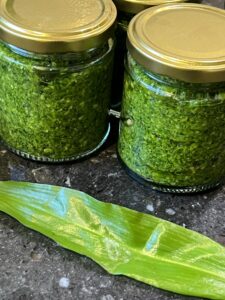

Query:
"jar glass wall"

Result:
[[0, 40, 114, 162], [118, 53, 225, 193]]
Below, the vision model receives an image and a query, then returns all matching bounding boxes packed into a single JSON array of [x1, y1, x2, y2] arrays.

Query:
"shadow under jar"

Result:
[[118, 3, 225, 193], [0, 0, 116, 162]]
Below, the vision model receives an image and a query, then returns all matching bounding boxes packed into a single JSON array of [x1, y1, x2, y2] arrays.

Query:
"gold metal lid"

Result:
[[127, 4, 225, 83], [0, 0, 117, 53], [113, 0, 199, 14]]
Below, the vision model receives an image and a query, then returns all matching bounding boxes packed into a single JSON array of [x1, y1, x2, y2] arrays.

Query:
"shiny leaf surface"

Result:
[[0, 181, 224, 299]]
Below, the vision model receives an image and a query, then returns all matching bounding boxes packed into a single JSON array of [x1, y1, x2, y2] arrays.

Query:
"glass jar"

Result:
[[118, 4, 225, 193], [110, 0, 201, 110], [0, 0, 116, 162]]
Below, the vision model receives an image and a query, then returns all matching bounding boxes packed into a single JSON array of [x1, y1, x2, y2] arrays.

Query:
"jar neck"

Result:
[[126, 52, 225, 91], [2, 39, 113, 66]]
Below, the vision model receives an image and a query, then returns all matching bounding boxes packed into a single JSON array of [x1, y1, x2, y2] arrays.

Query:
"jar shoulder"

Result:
[[126, 54, 225, 101], [0, 41, 114, 71]]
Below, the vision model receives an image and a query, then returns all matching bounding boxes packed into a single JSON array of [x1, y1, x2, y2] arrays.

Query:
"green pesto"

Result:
[[118, 54, 225, 189], [0, 42, 113, 161]]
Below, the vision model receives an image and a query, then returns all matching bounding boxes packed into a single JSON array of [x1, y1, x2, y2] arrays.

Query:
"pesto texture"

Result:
[[118, 54, 225, 190], [0, 42, 113, 161]]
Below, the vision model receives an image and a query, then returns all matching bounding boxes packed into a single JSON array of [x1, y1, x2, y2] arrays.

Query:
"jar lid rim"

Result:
[[127, 3, 225, 83], [0, 0, 117, 53], [114, 0, 199, 14]]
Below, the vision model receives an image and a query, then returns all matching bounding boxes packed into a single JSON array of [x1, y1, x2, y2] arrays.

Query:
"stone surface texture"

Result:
[[0, 1, 225, 299]]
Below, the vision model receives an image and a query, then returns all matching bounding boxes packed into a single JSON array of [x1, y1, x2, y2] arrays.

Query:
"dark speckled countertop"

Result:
[[0, 1, 225, 299]]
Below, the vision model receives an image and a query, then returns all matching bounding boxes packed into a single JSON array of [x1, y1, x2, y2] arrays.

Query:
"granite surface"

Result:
[[0, 1, 225, 299]]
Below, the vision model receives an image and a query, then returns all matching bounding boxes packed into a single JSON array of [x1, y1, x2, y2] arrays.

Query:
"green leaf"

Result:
[[0, 181, 224, 299]]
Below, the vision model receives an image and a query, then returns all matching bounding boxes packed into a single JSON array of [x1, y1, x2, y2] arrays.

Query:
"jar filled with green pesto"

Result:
[[110, 0, 201, 110], [118, 4, 225, 193], [0, 0, 116, 162]]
